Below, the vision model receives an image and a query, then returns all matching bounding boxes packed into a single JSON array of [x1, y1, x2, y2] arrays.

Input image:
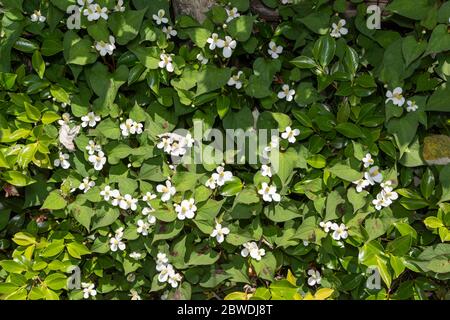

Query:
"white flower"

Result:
[[281, 126, 300, 143], [86, 140, 102, 155], [115, 227, 124, 239], [109, 235, 126, 251], [95, 4, 108, 20], [372, 192, 391, 210], [268, 41, 283, 59], [81, 112, 100, 128], [210, 223, 230, 243], [264, 136, 280, 154], [168, 272, 182, 288], [307, 269, 321, 286], [111, 190, 122, 206], [88, 151, 107, 171], [120, 119, 143, 136], [147, 214, 156, 224], [382, 187, 398, 202], [77, 0, 93, 7], [54, 152, 70, 169], [81, 282, 97, 299], [129, 252, 142, 260], [320, 221, 333, 233], [142, 192, 157, 203], [385, 87, 405, 107], [58, 113, 72, 126], [196, 53, 209, 65], [281, 0, 293, 4], [205, 176, 217, 189], [261, 164, 272, 177], [225, 7, 240, 23], [240, 242, 265, 261], [158, 263, 174, 282], [132, 121, 143, 134], [330, 19, 348, 38], [156, 180, 176, 202], [352, 178, 370, 193], [406, 100, 418, 112], [206, 33, 221, 50], [212, 166, 233, 186], [219, 36, 237, 58], [157, 136, 173, 153], [153, 9, 168, 25], [380, 180, 392, 189], [175, 198, 197, 220], [156, 252, 169, 271], [169, 140, 186, 157], [83, 4, 100, 21], [159, 53, 174, 72], [142, 206, 155, 217], [137, 219, 151, 236], [30, 10, 46, 23], [79, 177, 95, 193], [364, 166, 383, 185], [227, 71, 243, 89], [303, 240, 309, 246], [114, 0, 125, 12], [258, 182, 281, 202], [162, 25, 177, 39], [100, 185, 119, 201], [95, 36, 116, 56], [59, 124, 80, 151], [362, 153, 374, 168], [331, 223, 348, 240], [119, 194, 138, 211], [277, 84, 296, 101], [129, 289, 141, 300]]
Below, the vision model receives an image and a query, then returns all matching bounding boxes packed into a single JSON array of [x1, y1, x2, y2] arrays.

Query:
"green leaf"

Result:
[[335, 122, 364, 138], [424, 216, 444, 229], [66, 241, 90, 259], [108, 9, 147, 45], [63, 31, 97, 65], [24, 102, 41, 122], [328, 163, 362, 182], [386, 0, 433, 20], [32, 51, 45, 79], [227, 16, 255, 42], [425, 24, 450, 55], [196, 66, 231, 95], [1, 171, 36, 187], [402, 36, 426, 67], [17, 142, 38, 168], [290, 56, 317, 69], [172, 172, 202, 192], [0, 260, 26, 273], [313, 35, 336, 68], [44, 273, 67, 290], [220, 177, 244, 197], [12, 232, 36, 246], [40, 240, 66, 258], [263, 200, 302, 222], [41, 190, 67, 210], [386, 235, 412, 256]]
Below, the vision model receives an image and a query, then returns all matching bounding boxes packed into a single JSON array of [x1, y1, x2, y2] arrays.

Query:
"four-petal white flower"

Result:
[[330, 19, 348, 38], [156, 180, 176, 202], [385, 87, 405, 107], [258, 182, 281, 202], [277, 84, 295, 101], [210, 223, 230, 243]]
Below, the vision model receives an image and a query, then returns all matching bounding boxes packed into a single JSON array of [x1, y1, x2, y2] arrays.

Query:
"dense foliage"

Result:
[[0, 0, 449, 300]]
